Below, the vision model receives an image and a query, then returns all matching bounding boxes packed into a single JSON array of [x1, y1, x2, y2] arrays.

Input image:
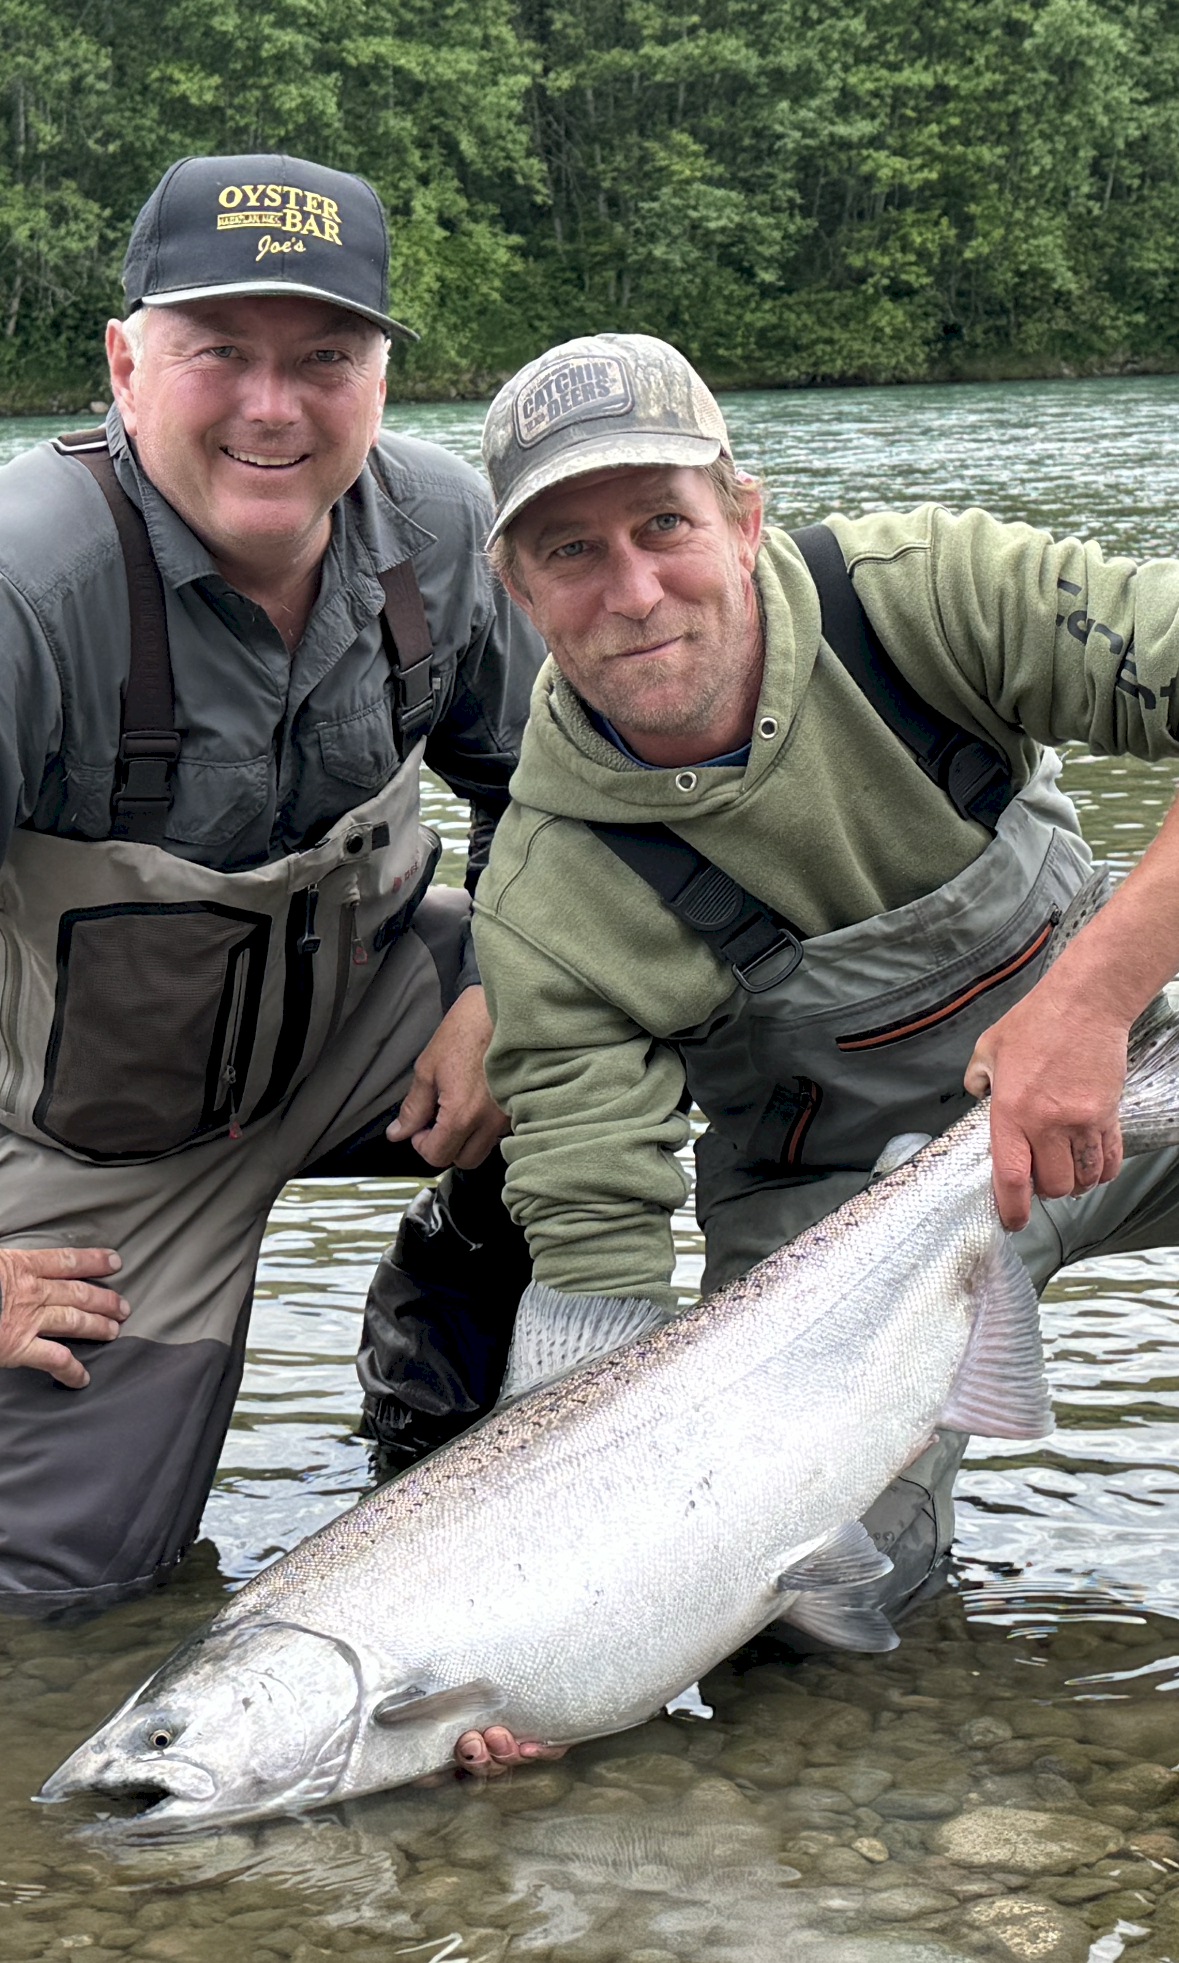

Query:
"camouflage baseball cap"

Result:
[[482, 333, 730, 544]]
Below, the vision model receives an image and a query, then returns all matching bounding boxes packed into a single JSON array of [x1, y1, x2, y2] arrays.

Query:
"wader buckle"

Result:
[[395, 658, 435, 745], [113, 731, 182, 819], [727, 924, 805, 994]]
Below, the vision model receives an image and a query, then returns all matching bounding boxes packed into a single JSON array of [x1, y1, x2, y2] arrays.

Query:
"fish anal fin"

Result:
[[371, 1680, 501, 1727], [776, 1521, 893, 1593], [938, 1230, 1053, 1439], [774, 1590, 900, 1653], [665, 1682, 714, 1720]]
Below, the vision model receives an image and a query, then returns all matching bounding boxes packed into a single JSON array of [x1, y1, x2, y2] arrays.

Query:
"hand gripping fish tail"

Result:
[[1049, 865, 1179, 1155]]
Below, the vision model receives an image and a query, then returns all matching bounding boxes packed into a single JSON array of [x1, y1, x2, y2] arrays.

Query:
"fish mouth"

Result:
[[37, 1754, 219, 1835]]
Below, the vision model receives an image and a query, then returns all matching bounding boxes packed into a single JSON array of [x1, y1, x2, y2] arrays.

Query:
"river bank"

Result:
[[5, 349, 1177, 419]]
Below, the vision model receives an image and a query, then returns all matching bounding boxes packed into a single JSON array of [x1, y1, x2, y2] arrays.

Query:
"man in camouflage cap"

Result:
[[452, 328, 1179, 1775]]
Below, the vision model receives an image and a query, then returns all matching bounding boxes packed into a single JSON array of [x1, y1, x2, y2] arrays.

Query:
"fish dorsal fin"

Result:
[[498, 1282, 669, 1401], [777, 1521, 893, 1592], [870, 1133, 932, 1181], [936, 1230, 1053, 1438], [773, 1591, 900, 1652], [371, 1680, 501, 1727]]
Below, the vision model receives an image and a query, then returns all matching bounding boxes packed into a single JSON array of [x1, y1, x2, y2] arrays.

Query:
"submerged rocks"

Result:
[[960, 1893, 1093, 1961], [930, 1805, 1123, 1873]]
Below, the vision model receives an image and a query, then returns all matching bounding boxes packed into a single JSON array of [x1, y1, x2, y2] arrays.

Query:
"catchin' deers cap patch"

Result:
[[482, 332, 731, 544], [122, 153, 418, 341]]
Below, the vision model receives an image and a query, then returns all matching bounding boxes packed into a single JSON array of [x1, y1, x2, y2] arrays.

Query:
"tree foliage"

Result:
[[2, 0, 1177, 406]]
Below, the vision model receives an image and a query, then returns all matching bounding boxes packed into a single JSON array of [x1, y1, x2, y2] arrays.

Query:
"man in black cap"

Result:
[[0, 154, 543, 1616]]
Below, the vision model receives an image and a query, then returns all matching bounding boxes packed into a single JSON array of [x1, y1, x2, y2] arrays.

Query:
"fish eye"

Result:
[[147, 1725, 174, 1751]]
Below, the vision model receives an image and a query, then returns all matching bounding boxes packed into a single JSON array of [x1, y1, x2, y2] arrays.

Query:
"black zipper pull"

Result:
[[225, 1065, 242, 1141], [297, 884, 321, 955]]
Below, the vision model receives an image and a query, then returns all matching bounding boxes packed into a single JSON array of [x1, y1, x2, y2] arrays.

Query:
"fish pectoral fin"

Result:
[[776, 1520, 893, 1592], [936, 1229, 1054, 1439], [497, 1281, 669, 1401], [371, 1680, 502, 1727], [773, 1589, 900, 1653], [870, 1132, 933, 1181]]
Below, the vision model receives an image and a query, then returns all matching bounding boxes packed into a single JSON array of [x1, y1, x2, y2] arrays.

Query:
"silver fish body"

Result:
[[40, 954, 1179, 1833]]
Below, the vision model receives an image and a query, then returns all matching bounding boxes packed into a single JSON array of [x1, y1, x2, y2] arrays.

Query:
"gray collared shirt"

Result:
[[0, 409, 544, 874]]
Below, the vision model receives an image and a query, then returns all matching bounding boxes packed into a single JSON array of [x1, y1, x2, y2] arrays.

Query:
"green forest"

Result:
[[3, 0, 1179, 409]]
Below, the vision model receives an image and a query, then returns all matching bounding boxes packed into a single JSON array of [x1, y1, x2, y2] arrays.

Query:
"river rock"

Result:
[[960, 1716, 1014, 1747], [583, 1751, 695, 1793], [715, 1740, 807, 1786], [856, 1885, 959, 1920], [780, 1783, 856, 1814], [998, 1701, 1084, 1741], [1129, 1829, 1179, 1862], [486, 1766, 575, 1810], [793, 1944, 975, 1962], [1041, 1874, 1123, 1904], [1088, 1762, 1179, 1807], [817, 1847, 876, 1881], [1088, 1889, 1158, 1925], [930, 1806, 1122, 1873], [1078, 1705, 1179, 1758], [874, 1788, 963, 1820], [824, 1767, 895, 1806], [960, 1893, 1092, 1961], [1032, 1743, 1095, 1784]]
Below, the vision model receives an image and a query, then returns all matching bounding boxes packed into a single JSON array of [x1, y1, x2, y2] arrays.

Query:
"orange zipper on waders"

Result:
[[834, 913, 1060, 1053]]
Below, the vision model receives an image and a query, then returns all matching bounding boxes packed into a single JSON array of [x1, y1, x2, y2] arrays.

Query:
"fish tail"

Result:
[[1120, 982, 1179, 1154]]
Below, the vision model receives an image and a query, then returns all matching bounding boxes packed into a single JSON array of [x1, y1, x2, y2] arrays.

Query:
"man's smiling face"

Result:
[[107, 295, 387, 580]]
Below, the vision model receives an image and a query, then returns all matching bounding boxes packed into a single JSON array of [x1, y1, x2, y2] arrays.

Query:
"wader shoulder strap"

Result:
[[378, 561, 435, 756], [54, 427, 179, 842], [587, 820, 805, 993], [791, 521, 1014, 831]]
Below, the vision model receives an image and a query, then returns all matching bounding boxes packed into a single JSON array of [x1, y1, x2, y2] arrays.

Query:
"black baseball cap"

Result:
[[122, 153, 418, 341]]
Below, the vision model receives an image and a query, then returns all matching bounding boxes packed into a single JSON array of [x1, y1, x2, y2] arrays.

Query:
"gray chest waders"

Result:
[[0, 430, 444, 1164], [0, 433, 530, 1615]]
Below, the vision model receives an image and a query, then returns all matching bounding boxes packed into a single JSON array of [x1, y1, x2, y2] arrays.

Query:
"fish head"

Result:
[[38, 1617, 364, 1834]]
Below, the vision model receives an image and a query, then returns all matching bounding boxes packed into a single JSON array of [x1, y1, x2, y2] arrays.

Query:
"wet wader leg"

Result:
[[0, 1122, 283, 1618], [0, 889, 511, 1618], [285, 885, 532, 1479]]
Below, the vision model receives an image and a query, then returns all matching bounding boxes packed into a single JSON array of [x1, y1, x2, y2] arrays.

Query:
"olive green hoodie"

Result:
[[474, 507, 1179, 1307]]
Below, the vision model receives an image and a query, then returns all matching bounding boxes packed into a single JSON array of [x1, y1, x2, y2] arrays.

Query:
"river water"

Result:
[[2, 377, 1179, 1963]]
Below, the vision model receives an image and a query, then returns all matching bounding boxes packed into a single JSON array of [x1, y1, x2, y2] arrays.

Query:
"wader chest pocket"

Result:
[[35, 902, 271, 1160], [833, 915, 1057, 1053]]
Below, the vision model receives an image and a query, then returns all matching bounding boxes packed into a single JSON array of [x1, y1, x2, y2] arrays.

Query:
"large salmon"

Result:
[[39, 877, 1179, 1833]]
